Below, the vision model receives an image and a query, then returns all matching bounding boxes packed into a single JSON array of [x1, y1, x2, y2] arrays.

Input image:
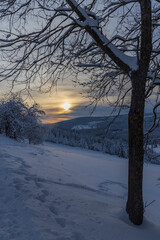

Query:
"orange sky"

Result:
[[33, 82, 89, 123], [0, 80, 130, 124]]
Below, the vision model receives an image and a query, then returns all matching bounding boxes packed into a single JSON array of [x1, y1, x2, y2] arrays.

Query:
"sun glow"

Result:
[[62, 103, 71, 111]]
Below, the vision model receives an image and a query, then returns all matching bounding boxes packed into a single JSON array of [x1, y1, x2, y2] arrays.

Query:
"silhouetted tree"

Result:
[[0, 0, 159, 225]]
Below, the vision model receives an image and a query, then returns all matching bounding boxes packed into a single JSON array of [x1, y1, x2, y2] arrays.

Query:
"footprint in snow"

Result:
[[55, 218, 66, 228], [49, 205, 59, 216], [1, 153, 12, 158], [13, 178, 25, 191], [41, 189, 49, 196], [33, 176, 49, 188], [34, 180, 43, 188], [36, 194, 46, 203], [98, 180, 127, 198], [29, 152, 38, 156], [65, 204, 71, 210], [56, 237, 71, 240], [74, 232, 87, 240], [13, 156, 31, 169], [36, 189, 49, 203]]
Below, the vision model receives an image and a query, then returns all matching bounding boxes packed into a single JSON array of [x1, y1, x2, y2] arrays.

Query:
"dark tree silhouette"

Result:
[[0, 0, 159, 225]]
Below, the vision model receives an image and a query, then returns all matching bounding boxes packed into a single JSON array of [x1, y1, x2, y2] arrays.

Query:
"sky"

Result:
[[0, 77, 154, 124], [0, 59, 154, 124], [34, 82, 91, 123], [0, 15, 115, 123], [25, 81, 118, 123], [0, 1, 157, 124], [0, 76, 113, 123], [1, 75, 155, 124], [0, 1, 129, 124]]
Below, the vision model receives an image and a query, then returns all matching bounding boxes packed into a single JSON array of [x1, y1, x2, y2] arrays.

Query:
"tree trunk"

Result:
[[5, 121, 10, 137], [126, 71, 146, 225]]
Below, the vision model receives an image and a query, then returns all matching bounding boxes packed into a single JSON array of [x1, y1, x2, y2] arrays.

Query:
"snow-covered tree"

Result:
[[0, 95, 27, 139], [24, 104, 45, 144], [0, 95, 45, 143], [0, 0, 159, 225]]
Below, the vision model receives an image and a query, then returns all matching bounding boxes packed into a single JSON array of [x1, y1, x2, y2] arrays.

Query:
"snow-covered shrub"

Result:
[[0, 95, 27, 139], [144, 146, 160, 164], [27, 125, 46, 144], [24, 104, 45, 144], [46, 125, 159, 164], [0, 94, 45, 143], [102, 138, 128, 158], [47, 127, 129, 158]]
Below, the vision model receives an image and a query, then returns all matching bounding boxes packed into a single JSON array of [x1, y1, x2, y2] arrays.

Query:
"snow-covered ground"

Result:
[[0, 135, 160, 240]]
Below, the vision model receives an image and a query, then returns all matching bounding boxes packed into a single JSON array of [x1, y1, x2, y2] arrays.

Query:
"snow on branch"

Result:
[[145, 101, 160, 139], [66, 0, 138, 73]]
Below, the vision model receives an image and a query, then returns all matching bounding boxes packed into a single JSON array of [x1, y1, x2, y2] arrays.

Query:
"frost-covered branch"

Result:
[[66, 0, 138, 73]]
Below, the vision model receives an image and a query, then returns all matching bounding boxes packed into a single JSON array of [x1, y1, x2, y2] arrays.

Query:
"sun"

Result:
[[62, 103, 71, 111]]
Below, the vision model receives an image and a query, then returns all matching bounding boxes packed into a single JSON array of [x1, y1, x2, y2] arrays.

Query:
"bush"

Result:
[[0, 94, 45, 144]]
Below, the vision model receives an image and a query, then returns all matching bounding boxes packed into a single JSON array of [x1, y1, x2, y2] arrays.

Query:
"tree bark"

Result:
[[5, 121, 10, 137], [126, 0, 152, 225], [126, 71, 146, 225]]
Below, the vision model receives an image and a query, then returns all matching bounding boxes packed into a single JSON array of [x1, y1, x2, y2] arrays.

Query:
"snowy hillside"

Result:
[[49, 114, 160, 143], [47, 115, 160, 163], [0, 135, 160, 240]]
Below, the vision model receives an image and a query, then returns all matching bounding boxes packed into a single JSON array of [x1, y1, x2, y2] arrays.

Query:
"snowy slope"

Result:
[[0, 135, 160, 240]]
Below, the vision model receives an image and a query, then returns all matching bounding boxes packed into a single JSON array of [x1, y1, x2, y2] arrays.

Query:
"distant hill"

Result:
[[46, 114, 160, 163], [47, 114, 160, 144]]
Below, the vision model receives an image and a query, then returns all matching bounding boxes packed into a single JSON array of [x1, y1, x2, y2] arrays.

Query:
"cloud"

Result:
[[42, 101, 115, 123]]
